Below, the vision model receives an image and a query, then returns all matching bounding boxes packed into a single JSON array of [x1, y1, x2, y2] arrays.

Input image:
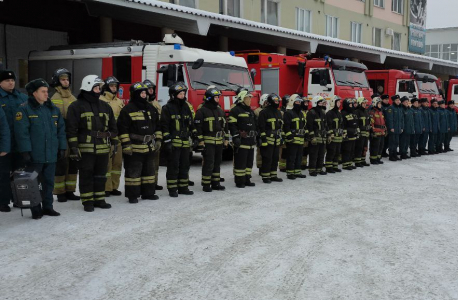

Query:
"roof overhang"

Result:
[[82, 0, 458, 75]]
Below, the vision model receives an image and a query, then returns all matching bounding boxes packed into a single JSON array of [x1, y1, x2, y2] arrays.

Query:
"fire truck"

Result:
[[443, 78, 458, 113], [366, 69, 443, 103], [236, 51, 373, 102], [28, 34, 258, 112]]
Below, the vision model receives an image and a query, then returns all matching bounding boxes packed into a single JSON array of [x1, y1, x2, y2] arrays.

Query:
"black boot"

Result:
[[141, 195, 159, 200], [361, 161, 370, 167], [370, 160, 379, 165], [318, 170, 327, 175], [355, 163, 363, 168], [42, 208, 60, 216], [178, 187, 194, 195], [236, 183, 246, 188], [245, 178, 256, 187], [83, 201, 94, 212], [169, 190, 179, 197], [326, 167, 335, 173], [287, 174, 296, 180], [94, 200, 112, 209], [296, 174, 307, 178], [334, 168, 342, 172], [377, 158, 384, 164], [65, 192, 80, 200], [155, 184, 164, 191], [128, 197, 139, 204], [203, 185, 213, 192], [382, 152, 389, 158], [401, 154, 408, 159], [389, 153, 397, 161], [110, 189, 122, 196], [309, 172, 318, 177], [188, 180, 195, 186], [0, 204, 11, 212], [270, 177, 283, 182], [31, 205, 43, 219], [262, 178, 272, 184], [105, 192, 111, 197], [219, 177, 225, 182], [57, 194, 67, 203], [211, 183, 226, 190]]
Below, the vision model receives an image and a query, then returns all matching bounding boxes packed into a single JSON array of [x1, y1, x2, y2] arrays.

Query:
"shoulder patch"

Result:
[[15, 112, 22, 121], [388, 109, 392, 113]]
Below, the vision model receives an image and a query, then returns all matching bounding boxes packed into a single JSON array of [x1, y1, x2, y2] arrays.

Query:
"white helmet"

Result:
[[259, 94, 269, 107], [311, 95, 325, 107], [286, 94, 302, 110], [329, 95, 341, 109], [80, 75, 104, 92]]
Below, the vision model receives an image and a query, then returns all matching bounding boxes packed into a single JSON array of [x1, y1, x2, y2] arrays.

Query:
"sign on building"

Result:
[[409, 0, 427, 54]]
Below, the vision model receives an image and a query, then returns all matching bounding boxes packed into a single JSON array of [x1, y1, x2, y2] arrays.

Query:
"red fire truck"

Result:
[[443, 78, 458, 112], [236, 51, 373, 101], [28, 34, 258, 112]]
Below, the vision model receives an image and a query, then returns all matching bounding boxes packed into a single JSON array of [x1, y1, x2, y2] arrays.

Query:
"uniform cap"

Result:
[[391, 95, 400, 101], [0, 70, 16, 82], [25, 78, 49, 95]]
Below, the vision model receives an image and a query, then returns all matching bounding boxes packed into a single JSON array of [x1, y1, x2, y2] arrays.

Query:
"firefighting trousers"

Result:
[[445, 132, 453, 149], [260, 144, 280, 179], [106, 147, 122, 192], [78, 153, 109, 203], [256, 146, 262, 169], [233, 147, 254, 185], [388, 133, 400, 154], [325, 142, 341, 170], [354, 136, 368, 163], [30, 163, 56, 210], [54, 153, 78, 195], [0, 153, 24, 206], [369, 137, 384, 161], [342, 140, 356, 168], [124, 152, 155, 199], [166, 146, 190, 192], [308, 143, 326, 173], [278, 144, 287, 171], [400, 132, 411, 155], [154, 148, 160, 185], [286, 143, 303, 175], [383, 135, 389, 155], [436, 133, 446, 150], [428, 133, 437, 152], [301, 144, 309, 168], [201, 144, 223, 186], [419, 132, 429, 151], [410, 134, 421, 155]]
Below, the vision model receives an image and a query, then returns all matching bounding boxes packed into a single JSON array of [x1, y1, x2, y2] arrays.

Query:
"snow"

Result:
[[1, 140, 458, 300]]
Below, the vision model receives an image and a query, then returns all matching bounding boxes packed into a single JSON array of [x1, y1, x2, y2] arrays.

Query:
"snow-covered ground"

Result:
[[1, 140, 458, 300]]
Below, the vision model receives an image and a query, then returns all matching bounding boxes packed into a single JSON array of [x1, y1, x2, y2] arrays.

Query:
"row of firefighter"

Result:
[[0, 68, 457, 219]]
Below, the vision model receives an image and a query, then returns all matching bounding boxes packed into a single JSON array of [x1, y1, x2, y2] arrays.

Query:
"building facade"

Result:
[[425, 27, 458, 63]]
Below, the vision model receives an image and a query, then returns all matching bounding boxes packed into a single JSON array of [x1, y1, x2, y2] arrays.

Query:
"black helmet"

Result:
[[282, 94, 290, 108], [143, 79, 156, 90], [267, 93, 280, 106], [130, 82, 148, 99], [169, 81, 188, 98], [103, 76, 120, 92], [51, 68, 71, 87], [204, 87, 221, 102]]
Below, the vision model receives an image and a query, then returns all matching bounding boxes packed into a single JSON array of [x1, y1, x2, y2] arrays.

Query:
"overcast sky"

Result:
[[426, 0, 458, 29]]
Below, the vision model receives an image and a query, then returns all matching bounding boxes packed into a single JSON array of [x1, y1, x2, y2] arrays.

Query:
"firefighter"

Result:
[[100, 76, 124, 197], [144, 79, 164, 190], [341, 98, 359, 170], [117, 82, 161, 203], [0, 70, 28, 213], [278, 94, 290, 173], [67, 75, 118, 212], [369, 96, 387, 164], [283, 94, 307, 179], [354, 97, 371, 167], [50, 68, 80, 202], [410, 98, 424, 157], [419, 98, 431, 155], [445, 100, 457, 151], [436, 100, 450, 153], [15, 79, 66, 219], [258, 93, 283, 183], [381, 94, 391, 157], [255, 94, 268, 171], [306, 95, 327, 176], [301, 97, 311, 170], [386, 95, 404, 161], [428, 99, 440, 154], [325, 95, 343, 173], [194, 87, 228, 192], [228, 89, 257, 188], [161, 82, 196, 197]]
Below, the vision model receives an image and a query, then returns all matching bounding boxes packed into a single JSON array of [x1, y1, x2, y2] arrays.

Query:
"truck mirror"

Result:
[[192, 59, 204, 70], [250, 69, 256, 83], [320, 78, 328, 87], [297, 62, 305, 77], [408, 82, 415, 94], [157, 66, 168, 73]]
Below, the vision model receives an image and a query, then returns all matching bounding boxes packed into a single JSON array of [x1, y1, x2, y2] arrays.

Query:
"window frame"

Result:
[[171, 0, 198, 8], [261, 0, 281, 26], [295, 7, 312, 33], [220, 0, 243, 18], [351, 21, 362, 43], [391, 0, 404, 14], [325, 15, 339, 38], [374, 0, 384, 8], [372, 27, 382, 47], [392, 32, 401, 51]]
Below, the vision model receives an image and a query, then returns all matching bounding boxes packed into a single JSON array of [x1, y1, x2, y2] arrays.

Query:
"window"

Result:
[[113, 56, 131, 84], [440, 44, 458, 62], [373, 27, 382, 47], [296, 8, 311, 33], [425, 44, 441, 58], [220, 0, 241, 17], [325, 15, 338, 38], [374, 0, 384, 8], [171, 0, 197, 8], [261, 0, 279, 26], [351, 22, 362, 43], [454, 85, 458, 95], [392, 32, 401, 51], [392, 0, 403, 14]]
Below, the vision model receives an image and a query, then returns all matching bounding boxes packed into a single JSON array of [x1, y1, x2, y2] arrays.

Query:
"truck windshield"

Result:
[[187, 63, 254, 91], [416, 81, 439, 94], [333, 69, 369, 88]]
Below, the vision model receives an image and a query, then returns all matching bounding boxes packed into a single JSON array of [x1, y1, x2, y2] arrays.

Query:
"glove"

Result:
[[232, 136, 241, 148], [69, 147, 82, 161], [311, 137, 318, 145], [57, 149, 66, 160], [155, 140, 162, 152], [164, 141, 173, 152], [122, 145, 133, 156], [111, 143, 118, 158], [22, 152, 32, 166]]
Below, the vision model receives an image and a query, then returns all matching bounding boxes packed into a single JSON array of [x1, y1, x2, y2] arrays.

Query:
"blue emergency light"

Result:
[[229, 51, 235, 56], [174, 44, 181, 50]]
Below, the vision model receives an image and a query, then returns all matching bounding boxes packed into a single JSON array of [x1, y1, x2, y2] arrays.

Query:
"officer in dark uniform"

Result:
[[228, 89, 257, 188], [419, 98, 431, 155], [386, 95, 404, 161], [0, 70, 27, 212], [15, 79, 66, 219], [354, 97, 371, 167], [341, 98, 359, 170], [410, 98, 424, 157], [325, 95, 343, 173], [436, 100, 450, 153], [428, 99, 440, 154], [194, 87, 228, 192], [445, 100, 457, 151], [381, 94, 391, 157], [0, 108, 9, 156], [307, 96, 327, 176], [67, 75, 118, 212], [161, 82, 196, 197], [400, 97, 414, 159]]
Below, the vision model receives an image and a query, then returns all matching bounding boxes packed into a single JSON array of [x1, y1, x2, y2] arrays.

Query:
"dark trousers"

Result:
[[354, 136, 368, 164], [233, 147, 254, 185], [202, 144, 223, 186], [166, 146, 191, 192], [0, 153, 24, 206], [389, 133, 400, 154], [301, 145, 309, 168], [278, 145, 287, 171], [436, 133, 446, 151], [383, 135, 389, 154], [428, 133, 437, 153], [445, 132, 453, 149], [308, 143, 326, 173], [325, 142, 341, 169], [400, 132, 411, 155], [30, 163, 56, 210], [286, 143, 303, 175], [54, 156, 78, 195], [419, 132, 429, 151], [124, 152, 156, 199], [342, 140, 356, 168], [260, 144, 280, 179], [78, 153, 109, 203], [410, 134, 421, 155], [370, 136, 384, 161]]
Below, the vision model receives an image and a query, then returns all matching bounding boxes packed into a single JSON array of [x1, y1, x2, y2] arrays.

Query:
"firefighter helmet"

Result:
[[282, 94, 290, 108], [169, 81, 188, 98], [329, 95, 342, 109], [259, 94, 269, 107], [356, 97, 368, 105], [286, 94, 303, 110], [372, 96, 382, 108], [80, 75, 104, 92], [204, 87, 221, 102], [103, 76, 120, 92], [311, 95, 325, 107], [130, 82, 148, 94], [267, 93, 280, 106], [234, 89, 252, 104], [51, 68, 71, 87], [143, 79, 156, 89]]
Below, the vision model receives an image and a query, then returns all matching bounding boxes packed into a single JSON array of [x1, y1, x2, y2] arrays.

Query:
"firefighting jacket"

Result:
[[369, 107, 386, 137], [412, 107, 424, 135], [194, 101, 228, 145], [228, 103, 258, 149], [385, 104, 404, 134], [447, 107, 458, 132], [429, 107, 440, 134], [14, 97, 66, 163], [0, 107, 11, 153], [50, 86, 76, 119], [100, 91, 124, 120], [151, 100, 162, 115], [66, 91, 118, 155], [420, 107, 431, 132], [283, 108, 307, 145], [402, 106, 415, 135], [355, 106, 371, 138], [306, 107, 327, 144], [117, 98, 162, 153], [438, 107, 449, 133], [341, 108, 359, 141], [161, 98, 196, 148], [258, 105, 283, 146], [0, 87, 27, 152], [326, 106, 343, 143]]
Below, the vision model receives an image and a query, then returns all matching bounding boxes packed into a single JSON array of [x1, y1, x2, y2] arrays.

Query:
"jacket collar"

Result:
[[0, 87, 21, 98], [28, 96, 53, 110]]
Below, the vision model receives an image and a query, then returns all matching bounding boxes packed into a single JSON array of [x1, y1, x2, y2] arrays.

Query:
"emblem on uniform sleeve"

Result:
[[15, 112, 22, 121], [55, 121, 58, 126]]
